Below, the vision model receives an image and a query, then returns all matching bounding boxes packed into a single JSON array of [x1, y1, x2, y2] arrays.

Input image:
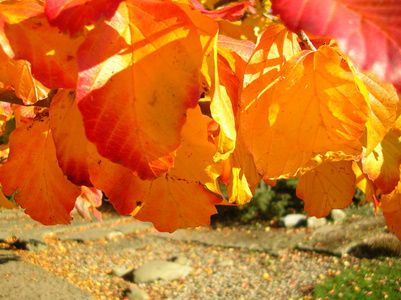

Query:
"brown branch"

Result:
[[0, 89, 58, 108], [297, 30, 317, 51]]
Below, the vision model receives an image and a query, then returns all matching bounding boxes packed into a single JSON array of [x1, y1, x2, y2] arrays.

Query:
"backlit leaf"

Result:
[[241, 27, 369, 179], [297, 161, 355, 218], [189, 0, 254, 21], [0, 51, 49, 105], [45, 0, 123, 35], [362, 130, 401, 194], [381, 181, 401, 213], [352, 161, 378, 204], [383, 209, 401, 240], [88, 106, 222, 232], [0, 0, 43, 57], [77, 0, 218, 180], [0, 114, 81, 224], [272, 0, 401, 91], [4, 9, 85, 88], [50, 89, 92, 186], [358, 72, 401, 155], [74, 186, 103, 221]]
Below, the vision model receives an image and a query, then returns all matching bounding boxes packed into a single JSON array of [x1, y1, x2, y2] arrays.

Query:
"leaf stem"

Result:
[[298, 30, 317, 51]]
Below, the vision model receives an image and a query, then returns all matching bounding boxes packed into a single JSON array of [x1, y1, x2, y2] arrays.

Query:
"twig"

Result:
[[297, 30, 317, 51], [0, 89, 57, 108]]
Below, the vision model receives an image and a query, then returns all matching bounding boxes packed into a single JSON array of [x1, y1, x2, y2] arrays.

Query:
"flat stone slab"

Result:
[[151, 227, 309, 255], [0, 250, 95, 300], [134, 260, 193, 283]]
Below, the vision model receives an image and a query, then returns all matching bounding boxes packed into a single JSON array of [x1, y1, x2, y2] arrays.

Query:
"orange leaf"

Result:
[[0, 55, 49, 105], [297, 161, 355, 218], [77, 0, 218, 180], [362, 130, 401, 194], [241, 31, 369, 179], [358, 72, 401, 156], [88, 106, 222, 232], [3, 6, 85, 88], [50, 89, 92, 186], [352, 161, 378, 204], [0, 114, 81, 224], [383, 209, 401, 241], [0, 188, 17, 209], [45, 0, 123, 35], [272, 0, 401, 91], [0, 0, 43, 57]]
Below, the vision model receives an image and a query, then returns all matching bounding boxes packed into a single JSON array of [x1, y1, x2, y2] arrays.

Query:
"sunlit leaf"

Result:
[[297, 161, 355, 218], [362, 130, 401, 194], [74, 186, 103, 221], [352, 161, 378, 204], [3, 8, 85, 88], [45, 0, 123, 35], [383, 209, 401, 240], [272, 0, 401, 91], [189, 0, 254, 21], [0, 188, 17, 209], [358, 72, 401, 156], [0, 114, 81, 224], [50, 89, 92, 186], [77, 0, 218, 180], [241, 26, 369, 179], [88, 106, 222, 232]]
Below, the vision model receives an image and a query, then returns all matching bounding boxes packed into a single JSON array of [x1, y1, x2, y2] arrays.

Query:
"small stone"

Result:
[[107, 231, 124, 239], [170, 255, 191, 266], [307, 217, 327, 229], [279, 214, 307, 228], [112, 266, 134, 278], [330, 209, 346, 223], [124, 286, 150, 300], [134, 260, 193, 283], [218, 259, 234, 267]]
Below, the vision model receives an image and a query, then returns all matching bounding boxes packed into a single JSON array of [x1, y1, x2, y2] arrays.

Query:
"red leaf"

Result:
[[4, 12, 84, 88], [77, 0, 217, 180], [45, 0, 123, 35], [272, 0, 401, 91], [50, 89, 92, 186], [0, 114, 81, 225], [189, 0, 254, 21]]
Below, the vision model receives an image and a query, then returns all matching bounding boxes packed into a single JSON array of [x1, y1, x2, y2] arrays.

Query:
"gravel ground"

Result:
[[11, 222, 355, 300]]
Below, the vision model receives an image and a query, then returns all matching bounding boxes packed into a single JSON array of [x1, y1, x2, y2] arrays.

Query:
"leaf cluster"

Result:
[[0, 0, 400, 237]]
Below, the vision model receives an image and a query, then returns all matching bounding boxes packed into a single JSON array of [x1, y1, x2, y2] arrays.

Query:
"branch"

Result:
[[297, 30, 317, 51], [0, 89, 58, 108]]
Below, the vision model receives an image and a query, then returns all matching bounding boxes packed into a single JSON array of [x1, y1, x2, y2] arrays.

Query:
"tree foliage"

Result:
[[0, 0, 401, 238]]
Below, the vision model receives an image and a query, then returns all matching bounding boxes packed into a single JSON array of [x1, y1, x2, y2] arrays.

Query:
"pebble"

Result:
[[134, 260, 193, 283], [307, 216, 327, 229]]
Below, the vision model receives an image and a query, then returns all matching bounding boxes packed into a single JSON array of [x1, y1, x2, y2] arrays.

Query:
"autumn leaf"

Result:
[[358, 72, 401, 156], [0, 114, 81, 225], [0, 0, 43, 57], [352, 161, 378, 204], [88, 106, 222, 232], [383, 209, 401, 240], [272, 0, 401, 91], [45, 0, 123, 35], [74, 186, 103, 221], [0, 188, 17, 209], [0, 51, 49, 105], [77, 0, 218, 180], [225, 133, 260, 205], [49, 89, 92, 186], [218, 35, 255, 63], [297, 161, 355, 218], [362, 130, 401, 194], [241, 25, 369, 179], [3, 5, 85, 88], [189, 0, 254, 21]]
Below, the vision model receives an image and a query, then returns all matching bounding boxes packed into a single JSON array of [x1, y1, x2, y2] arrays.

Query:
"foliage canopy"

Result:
[[1, 0, 401, 238]]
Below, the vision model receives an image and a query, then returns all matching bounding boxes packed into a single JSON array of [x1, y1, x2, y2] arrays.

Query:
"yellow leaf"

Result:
[[241, 38, 370, 179], [297, 161, 355, 217]]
